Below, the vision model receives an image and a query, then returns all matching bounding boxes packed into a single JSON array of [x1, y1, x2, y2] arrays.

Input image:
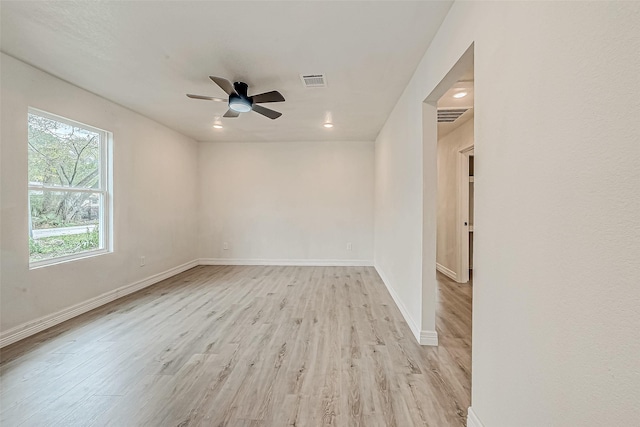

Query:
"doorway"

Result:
[[435, 69, 475, 285], [428, 51, 475, 421], [458, 146, 474, 283]]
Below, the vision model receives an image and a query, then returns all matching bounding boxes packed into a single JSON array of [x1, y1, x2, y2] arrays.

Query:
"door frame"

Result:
[[457, 144, 474, 283]]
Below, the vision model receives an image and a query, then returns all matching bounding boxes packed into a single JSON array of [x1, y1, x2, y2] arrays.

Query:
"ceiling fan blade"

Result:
[[223, 109, 240, 118], [209, 76, 236, 96], [186, 94, 226, 102], [251, 90, 285, 104], [252, 104, 282, 120]]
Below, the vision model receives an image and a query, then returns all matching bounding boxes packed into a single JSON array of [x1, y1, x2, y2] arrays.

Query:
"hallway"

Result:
[[435, 271, 473, 415]]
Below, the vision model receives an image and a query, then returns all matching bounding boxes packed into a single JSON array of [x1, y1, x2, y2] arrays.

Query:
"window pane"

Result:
[[28, 113, 100, 189], [29, 190, 102, 262]]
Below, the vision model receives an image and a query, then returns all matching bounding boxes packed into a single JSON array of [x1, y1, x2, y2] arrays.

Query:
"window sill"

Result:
[[29, 249, 111, 270]]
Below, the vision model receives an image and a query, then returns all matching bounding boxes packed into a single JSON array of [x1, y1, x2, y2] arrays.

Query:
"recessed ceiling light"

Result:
[[323, 123, 334, 128], [453, 91, 468, 99], [213, 124, 223, 129]]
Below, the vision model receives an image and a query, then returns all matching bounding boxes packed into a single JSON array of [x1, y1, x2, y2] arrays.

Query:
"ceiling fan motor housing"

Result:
[[234, 82, 249, 97], [229, 82, 253, 112]]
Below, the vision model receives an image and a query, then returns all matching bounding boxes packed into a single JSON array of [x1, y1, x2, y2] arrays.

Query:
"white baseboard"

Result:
[[0, 260, 199, 349], [374, 266, 438, 347], [420, 330, 439, 346], [199, 258, 373, 267], [467, 407, 484, 427], [436, 262, 457, 281]]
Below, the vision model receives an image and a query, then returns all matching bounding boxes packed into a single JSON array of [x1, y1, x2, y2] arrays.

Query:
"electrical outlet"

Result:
[[223, 242, 229, 250], [139, 256, 145, 267], [347, 242, 353, 251]]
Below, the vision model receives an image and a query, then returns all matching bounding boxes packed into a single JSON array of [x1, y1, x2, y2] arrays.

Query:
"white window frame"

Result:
[[28, 108, 112, 269]]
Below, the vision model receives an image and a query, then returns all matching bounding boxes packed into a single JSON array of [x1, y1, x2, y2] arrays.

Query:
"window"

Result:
[[28, 108, 111, 267]]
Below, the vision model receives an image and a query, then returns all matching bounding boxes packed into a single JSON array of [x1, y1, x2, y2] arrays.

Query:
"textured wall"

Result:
[[375, 1, 640, 424], [198, 141, 374, 264], [1, 54, 199, 333]]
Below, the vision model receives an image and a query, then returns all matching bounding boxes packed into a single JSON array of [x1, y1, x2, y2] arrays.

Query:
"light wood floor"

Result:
[[0, 266, 471, 426]]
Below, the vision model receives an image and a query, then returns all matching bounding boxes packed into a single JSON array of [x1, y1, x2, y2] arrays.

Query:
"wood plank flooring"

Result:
[[0, 266, 472, 426]]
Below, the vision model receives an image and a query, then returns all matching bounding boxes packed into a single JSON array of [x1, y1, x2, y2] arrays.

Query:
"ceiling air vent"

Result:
[[438, 108, 470, 123], [300, 74, 326, 88]]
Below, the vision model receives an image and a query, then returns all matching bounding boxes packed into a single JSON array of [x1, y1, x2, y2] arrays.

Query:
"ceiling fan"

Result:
[[187, 76, 285, 120]]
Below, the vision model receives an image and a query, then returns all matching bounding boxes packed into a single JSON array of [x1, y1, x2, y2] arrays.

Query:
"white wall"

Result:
[[375, 1, 640, 425], [0, 54, 199, 335], [374, 91, 427, 338], [198, 141, 374, 264], [437, 117, 474, 276]]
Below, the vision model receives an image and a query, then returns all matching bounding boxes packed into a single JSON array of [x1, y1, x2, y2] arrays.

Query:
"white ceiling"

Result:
[[0, 1, 453, 142]]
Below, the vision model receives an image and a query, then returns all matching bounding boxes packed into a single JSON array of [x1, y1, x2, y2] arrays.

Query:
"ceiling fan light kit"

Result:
[[187, 77, 285, 120], [229, 97, 252, 113]]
